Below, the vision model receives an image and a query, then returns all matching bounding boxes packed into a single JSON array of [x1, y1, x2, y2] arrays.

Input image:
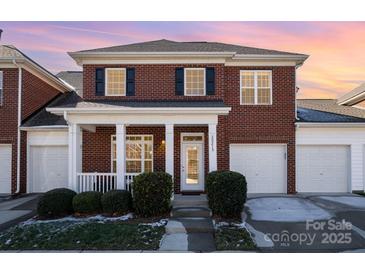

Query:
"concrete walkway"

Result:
[[159, 195, 216, 252], [0, 194, 40, 231]]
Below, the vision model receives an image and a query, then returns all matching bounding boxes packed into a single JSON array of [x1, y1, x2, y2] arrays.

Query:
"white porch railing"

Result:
[[77, 173, 138, 193]]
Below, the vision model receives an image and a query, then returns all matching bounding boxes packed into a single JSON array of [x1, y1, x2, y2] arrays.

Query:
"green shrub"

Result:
[[101, 190, 132, 216], [206, 171, 247, 218], [132, 172, 173, 217], [72, 191, 102, 214], [37, 188, 76, 219]]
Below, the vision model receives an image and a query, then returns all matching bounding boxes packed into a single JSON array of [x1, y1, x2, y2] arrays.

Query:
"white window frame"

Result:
[[0, 71, 3, 106], [111, 134, 154, 173], [240, 70, 272, 105], [184, 68, 206, 96], [105, 68, 127, 96]]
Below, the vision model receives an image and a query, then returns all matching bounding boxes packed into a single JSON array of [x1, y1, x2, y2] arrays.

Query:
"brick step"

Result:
[[166, 217, 214, 234], [171, 207, 211, 218]]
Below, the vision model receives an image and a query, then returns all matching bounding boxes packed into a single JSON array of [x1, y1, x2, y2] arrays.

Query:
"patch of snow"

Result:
[[5, 239, 11, 245], [21, 213, 133, 226], [142, 219, 168, 227], [246, 197, 332, 222], [242, 213, 274, 248], [318, 196, 365, 209]]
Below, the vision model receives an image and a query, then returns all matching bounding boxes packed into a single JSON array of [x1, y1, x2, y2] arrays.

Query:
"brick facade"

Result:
[[81, 64, 296, 193], [0, 68, 61, 194]]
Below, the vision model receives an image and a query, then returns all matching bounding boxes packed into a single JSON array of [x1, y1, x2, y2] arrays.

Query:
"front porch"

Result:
[[70, 124, 218, 194]]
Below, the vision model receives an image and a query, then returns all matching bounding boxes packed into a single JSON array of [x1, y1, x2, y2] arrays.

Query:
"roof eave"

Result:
[[46, 106, 232, 115], [296, 122, 365, 128]]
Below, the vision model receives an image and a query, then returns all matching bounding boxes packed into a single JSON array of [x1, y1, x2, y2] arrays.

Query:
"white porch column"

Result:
[[116, 124, 126, 190], [165, 124, 174, 177], [208, 123, 217, 172], [68, 123, 82, 192]]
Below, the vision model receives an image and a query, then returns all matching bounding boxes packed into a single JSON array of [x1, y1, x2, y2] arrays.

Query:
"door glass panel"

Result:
[[186, 146, 199, 184], [183, 136, 203, 142]]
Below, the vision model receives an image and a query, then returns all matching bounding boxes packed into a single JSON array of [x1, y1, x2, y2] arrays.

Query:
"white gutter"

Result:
[[296, 122, 365, 128], [337, 92, 365, 106], [20, 125, 68, 131], [46, 107, 232, 115], [13, 59, 22, 195]]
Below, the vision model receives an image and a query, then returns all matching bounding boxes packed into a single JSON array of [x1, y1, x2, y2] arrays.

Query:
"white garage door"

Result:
[[297, 145, 349, 193], [230, 144, 287, 193], [0, 145, 12, 194], [30, 146, 68, 193]]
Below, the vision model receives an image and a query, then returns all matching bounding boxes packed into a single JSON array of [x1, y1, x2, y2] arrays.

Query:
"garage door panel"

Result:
[[230, 144, 287, 194], [0, 145, 12, 193], [30, 146, 68, 193], [297, 145, 349, 193]]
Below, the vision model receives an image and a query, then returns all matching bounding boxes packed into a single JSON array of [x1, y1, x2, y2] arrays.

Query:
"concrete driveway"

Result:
[[243, 194, 365, 252]]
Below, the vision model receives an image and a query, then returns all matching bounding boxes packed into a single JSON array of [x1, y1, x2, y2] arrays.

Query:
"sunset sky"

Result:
[[0, 21, 364, 99]]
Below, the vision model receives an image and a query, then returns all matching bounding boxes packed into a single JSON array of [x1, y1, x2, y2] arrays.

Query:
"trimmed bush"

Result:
[[101, 190, 132, 216], [132, 172, 173, 217], [37, 188, 76, 219], [72, 191, 102, 215], [206, 171, 247, 218]]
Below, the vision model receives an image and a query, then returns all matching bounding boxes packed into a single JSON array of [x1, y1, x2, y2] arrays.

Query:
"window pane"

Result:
[[257, 88, 271, 104], [241, 71, 254, 87], [183, 136, 203, 142], [242, 88, 255, 104], [106, 69, 126, 95], [0, 71, 3, 89], [113, 160, 116, 173], [126, 143, 142, 159], [126, 161, 142, 173], [185, 69, 205, 95], [144, 143, 153, 159], [257, 72, 271, 88], [144, 161, 152, 172]]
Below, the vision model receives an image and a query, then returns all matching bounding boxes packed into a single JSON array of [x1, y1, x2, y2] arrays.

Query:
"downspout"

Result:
[[13, 59, 22, 194], [294, 65, 298, 120]]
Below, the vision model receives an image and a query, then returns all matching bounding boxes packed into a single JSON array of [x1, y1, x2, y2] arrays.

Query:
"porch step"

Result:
[[171, 207, 212, 218], [173, 194, 208, 208], [166, 217, 214, 234]]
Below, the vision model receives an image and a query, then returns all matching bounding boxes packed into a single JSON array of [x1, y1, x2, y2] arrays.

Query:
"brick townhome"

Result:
[[2, 39, 365, 196]]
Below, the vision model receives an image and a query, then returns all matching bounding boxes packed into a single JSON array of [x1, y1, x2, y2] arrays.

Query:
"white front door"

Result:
[[181, 134, 204, 192]]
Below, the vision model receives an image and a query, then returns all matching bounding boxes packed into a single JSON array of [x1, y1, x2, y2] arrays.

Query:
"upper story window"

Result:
[[184, 68, 205, 96], [0, 71, 3, 105], [240, 70, 272, 105], [105, 68, 126, 96]]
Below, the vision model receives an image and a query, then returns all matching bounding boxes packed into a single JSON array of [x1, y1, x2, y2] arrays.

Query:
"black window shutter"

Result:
[[175, 67, 184, 95], [95, 68, 105, 96], [206, 67, 215, 95], [126, 68, 135, 96]]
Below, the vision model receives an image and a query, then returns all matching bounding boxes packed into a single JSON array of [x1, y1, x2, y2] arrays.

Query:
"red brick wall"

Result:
[[81, 64, 297, 193], [83, 64, 224, 101], [21, 69, 60, 120], [82, 126, 209, 193], [223, 66, 296, 193], [0, 69, 18, 193], [0, 68, 62, 194]]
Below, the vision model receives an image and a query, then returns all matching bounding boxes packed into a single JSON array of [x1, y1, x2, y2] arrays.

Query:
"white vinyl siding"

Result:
[[240, 70, 272, 105], [184, 68, 205, 96], [105, 68, 126, 96], [111, 135, 153, 173], [297, 127, 365, 192]]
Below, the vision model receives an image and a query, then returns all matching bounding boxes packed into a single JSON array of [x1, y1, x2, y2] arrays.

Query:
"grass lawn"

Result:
[[0, 217, 166, 250], [215, 222, 256, 251]]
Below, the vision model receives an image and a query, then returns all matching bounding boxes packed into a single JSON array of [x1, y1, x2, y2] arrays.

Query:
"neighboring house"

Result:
[[3, 39, 365, 196], [0, 45, 73, 194]]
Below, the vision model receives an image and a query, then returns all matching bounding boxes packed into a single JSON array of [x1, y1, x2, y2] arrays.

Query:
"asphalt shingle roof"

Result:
[[56, 71, 83, 95], [297, 107, 365, 123], [73, 39, 306, 56]]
